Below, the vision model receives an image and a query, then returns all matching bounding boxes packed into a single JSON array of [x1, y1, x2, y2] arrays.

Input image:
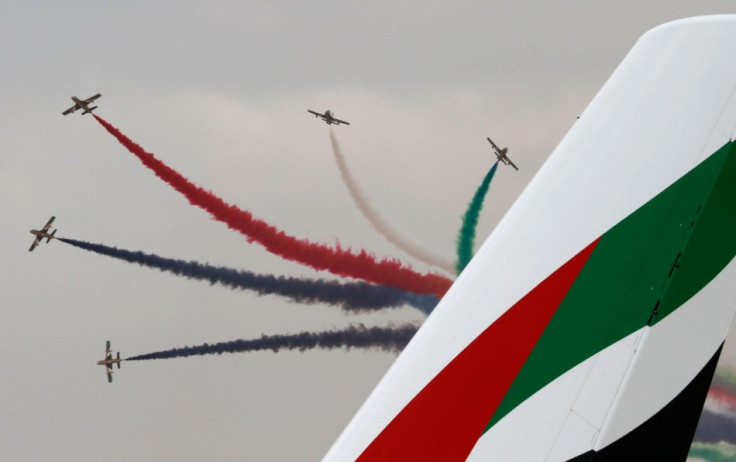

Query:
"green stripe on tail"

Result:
[[488, 140, 736, 431]]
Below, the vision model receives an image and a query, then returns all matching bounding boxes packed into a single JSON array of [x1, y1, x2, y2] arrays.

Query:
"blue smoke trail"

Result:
[[58, 238, 437, 313], [693, 408, 736, 445], [125, 323, 419, 360]]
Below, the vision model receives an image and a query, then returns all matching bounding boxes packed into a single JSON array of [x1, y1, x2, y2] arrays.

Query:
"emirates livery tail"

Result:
[[325, 16, 736, 461]]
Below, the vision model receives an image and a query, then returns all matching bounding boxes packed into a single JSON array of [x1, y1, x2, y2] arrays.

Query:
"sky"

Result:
[[2, 2, 736, 461]]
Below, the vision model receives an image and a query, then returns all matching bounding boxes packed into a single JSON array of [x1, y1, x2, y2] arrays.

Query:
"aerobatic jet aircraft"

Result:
[[62, 93, 101, 116], [308, 109, 350, 125], [28, 216, 57, 252], [487, 137, 519, 171], [97, 341, 121, 383]]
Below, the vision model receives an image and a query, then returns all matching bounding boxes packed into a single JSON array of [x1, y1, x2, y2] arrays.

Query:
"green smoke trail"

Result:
[[455, 161, 499, 274], [688, 442, 736, 462]]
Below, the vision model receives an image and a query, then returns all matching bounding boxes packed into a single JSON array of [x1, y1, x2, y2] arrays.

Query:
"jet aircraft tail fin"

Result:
[[324, 15, 736, 462]]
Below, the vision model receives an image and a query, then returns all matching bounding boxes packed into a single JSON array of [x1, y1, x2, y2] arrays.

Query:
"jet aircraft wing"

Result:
[[84, 93, 101, 104], [28, 237, 42, 252], [40, 216, 55, 233], [487, 137, 501, 151], [104, 341, 114, 383]]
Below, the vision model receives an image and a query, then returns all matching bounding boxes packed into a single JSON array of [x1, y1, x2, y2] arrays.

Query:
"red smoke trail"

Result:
[[93, 115, 452, 297], [705, 385, 736, 414]]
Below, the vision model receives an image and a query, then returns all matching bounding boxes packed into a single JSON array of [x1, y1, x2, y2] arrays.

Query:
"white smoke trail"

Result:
[[330, 129, 455, 274]]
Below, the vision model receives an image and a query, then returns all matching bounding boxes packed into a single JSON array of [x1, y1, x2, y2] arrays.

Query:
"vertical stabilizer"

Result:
[[324, 15, 736, 461]]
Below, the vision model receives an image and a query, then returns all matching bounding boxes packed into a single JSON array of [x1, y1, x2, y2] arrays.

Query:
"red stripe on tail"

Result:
[[358, 239, 600, 461]]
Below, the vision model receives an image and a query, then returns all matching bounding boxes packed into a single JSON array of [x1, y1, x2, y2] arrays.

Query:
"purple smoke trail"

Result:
[[58, 237, 438, 314], [125, 324, 419, 361], [329, 129, 455, 274]]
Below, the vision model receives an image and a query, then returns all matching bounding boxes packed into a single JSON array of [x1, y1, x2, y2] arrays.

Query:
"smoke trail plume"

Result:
[[704, 386, 736, 416], [711, 366, 736, 395], [329, 129, 455, 274], [693, 409, 736, 445], [126, 323, 419, 361], [688, 442, 736, 462], [455, 162, 498, 274], [93, 115, 452, 298], [58, 237, 438, 314]]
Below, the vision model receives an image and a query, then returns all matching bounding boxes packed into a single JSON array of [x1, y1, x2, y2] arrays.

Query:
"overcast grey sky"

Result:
[[2, 2, 736, 461]]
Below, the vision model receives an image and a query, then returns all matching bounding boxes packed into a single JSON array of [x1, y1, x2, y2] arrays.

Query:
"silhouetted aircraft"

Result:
[[308, 109, 350, 126], [62, 93, 101, 116], [29, 216, 56, 252], [487, 137, 519, 170], [97, 340, 121, 383]]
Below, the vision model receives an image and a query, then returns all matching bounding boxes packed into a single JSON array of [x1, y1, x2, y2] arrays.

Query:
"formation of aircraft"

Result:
[[487, 137, 519, 170], [62, 93, 102, 116], [21, 17, 736, 460], [47, 94, 519, 389], [28, 216, 57, 252], [307, 109, 350, 126], [96, 341, 122, 383]]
